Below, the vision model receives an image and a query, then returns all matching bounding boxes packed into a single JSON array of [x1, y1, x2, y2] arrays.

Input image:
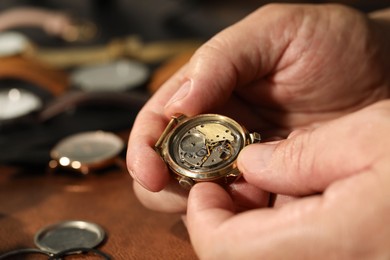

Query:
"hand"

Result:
[[187, 100, 390, 259], [127, 3, 390, 212]]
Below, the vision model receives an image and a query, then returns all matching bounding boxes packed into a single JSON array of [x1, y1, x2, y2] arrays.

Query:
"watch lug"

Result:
[[172, 113, 187, 122], [155, 114, 186, 153]]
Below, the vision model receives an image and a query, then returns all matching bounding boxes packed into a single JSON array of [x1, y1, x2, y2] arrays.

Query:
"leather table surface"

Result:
[[0, 165, 197, 259]]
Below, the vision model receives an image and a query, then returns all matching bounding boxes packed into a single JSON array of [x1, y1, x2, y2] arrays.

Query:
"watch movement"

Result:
[[155, 114, 261, 189]]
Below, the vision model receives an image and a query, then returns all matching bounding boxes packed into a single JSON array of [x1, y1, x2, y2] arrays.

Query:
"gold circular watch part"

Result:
[[50, 131, 124, 175], [156, 114, 261, 189]]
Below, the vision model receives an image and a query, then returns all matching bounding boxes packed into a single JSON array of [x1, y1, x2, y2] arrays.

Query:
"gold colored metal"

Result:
[[49, 131, 124, 175], [33, 36, 202, 68], [155, 113, 186, 154], [155, 114, 261, 189]]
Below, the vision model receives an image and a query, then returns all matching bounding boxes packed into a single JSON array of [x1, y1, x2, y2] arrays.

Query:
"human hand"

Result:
[[186, 100, 390, 259], [127, 3, 390, 212]]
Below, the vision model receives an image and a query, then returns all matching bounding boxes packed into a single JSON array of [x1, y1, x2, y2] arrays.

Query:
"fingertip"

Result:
[[133, 180, 188, 213], [228, 180, 270, 211], [164, 80, 192, 111], [181, 215, 187, 228], [127, 109, 173, 192], [187, 182, 235, 254], [188, 182, 235, 215], [238, 143, 277, 185], [163, 42, 238, 116], [163, 77, 225, 117], [127, 144, 170, 192]]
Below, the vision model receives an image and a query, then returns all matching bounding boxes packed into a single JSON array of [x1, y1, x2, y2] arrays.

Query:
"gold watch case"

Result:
[[49, 131, 124, 175], [155, 114, 261, 189]]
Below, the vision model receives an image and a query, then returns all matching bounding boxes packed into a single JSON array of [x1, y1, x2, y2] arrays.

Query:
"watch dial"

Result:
[[0, 88, 42, 120], [0, 32, 29, 57], [170, 116, 244, 173], [71, 59, 149, 92]]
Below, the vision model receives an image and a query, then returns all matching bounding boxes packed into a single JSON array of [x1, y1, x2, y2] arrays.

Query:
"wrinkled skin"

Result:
[[189, 100, 390, 259], [127, 3, 390, 259]]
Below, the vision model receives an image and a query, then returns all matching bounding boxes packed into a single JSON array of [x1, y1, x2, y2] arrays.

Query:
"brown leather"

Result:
[[0, 165, 197, 259], [148, 51, 194, 94], [0, 56, 69, 96]]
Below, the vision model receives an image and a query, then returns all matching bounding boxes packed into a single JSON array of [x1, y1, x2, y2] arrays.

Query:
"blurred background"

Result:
[[0, 0, 388, 167], [0, 0, 389, 43]]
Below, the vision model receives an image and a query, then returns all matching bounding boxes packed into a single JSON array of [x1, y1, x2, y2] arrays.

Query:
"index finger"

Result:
[[126, 66, 187, 191]]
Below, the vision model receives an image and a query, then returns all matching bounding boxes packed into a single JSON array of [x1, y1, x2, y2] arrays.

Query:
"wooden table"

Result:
[[0, 165, 198, 259]]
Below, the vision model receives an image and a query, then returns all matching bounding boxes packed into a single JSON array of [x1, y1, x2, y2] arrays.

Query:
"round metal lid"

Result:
[[34, 220, 106, 253]]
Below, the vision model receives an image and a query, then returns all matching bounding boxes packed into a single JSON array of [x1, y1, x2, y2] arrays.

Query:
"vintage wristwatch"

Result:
[[0, 32, 33, 57], [155, 114, 261, 189], [70, 59, 149, 92], [0, 87, 43, 121], [0, 78, 56, 129], [49, 131, 124, 175]]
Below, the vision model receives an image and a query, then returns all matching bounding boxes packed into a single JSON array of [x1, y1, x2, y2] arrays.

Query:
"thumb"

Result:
[[238, 102, 389, 196], [163, 5, 293, 117]]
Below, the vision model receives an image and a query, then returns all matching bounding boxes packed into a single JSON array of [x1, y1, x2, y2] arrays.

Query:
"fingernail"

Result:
[[165, 80, 191, 108], [128, 169, 149, 190], [239, 143, 276, 175]]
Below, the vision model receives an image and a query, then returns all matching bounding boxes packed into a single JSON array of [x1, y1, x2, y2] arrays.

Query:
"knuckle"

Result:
[[279, 130, 316, 191]]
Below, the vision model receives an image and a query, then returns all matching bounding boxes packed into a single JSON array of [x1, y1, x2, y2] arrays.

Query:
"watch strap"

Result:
[[0, 56, 69, 96], [0, 7, 96, 42], [38, 91, 148, 122], [34, 41, 125, 69], [34, 37, 200, 68]]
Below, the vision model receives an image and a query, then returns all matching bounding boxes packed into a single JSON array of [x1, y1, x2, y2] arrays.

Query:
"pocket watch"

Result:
[[155, 114, 261, 189]]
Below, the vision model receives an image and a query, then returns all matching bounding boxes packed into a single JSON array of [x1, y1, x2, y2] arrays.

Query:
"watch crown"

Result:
[[249, 132, 261, 144], [178, 176, 195, 190]]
